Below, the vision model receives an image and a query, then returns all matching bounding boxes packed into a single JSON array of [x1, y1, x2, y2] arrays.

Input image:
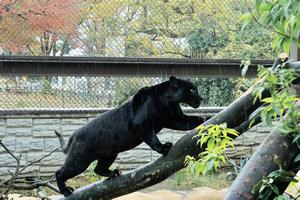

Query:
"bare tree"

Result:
[[0, 140, 60, 200]]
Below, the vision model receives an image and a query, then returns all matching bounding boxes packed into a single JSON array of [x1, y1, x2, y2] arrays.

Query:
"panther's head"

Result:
[[169, 76, 203, 108]]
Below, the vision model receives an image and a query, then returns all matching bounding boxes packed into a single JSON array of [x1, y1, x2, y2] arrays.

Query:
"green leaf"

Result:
[[274, 195, 292, 200], [249, 106, 265, 121], [294, 153, 300, 162], [258, 184, 267, 194], [226, 129, 239, 137], [206, 159, 215, 172], [271, 185, 279, 195], [262, 97, 273, 103], [252, 180, 263, 194], [282, 39, 291, 53], [207, 139, 215, 151], [199, 135, 209, 147], [292, 134, 300, 143]]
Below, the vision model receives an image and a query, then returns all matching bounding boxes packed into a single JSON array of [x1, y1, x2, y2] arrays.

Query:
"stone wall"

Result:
[[0, 108, 271, 177]]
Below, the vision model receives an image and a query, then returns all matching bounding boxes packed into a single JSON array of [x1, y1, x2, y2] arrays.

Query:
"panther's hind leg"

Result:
[[94, 154, 121, 178], [56, 155, 92, 196]]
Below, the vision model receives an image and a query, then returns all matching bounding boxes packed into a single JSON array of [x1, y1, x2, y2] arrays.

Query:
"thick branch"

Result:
[[12, 181, 59, 193]]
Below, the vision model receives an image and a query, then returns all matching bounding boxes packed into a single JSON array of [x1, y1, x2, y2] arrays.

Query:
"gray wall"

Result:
[[0, 108, 271, 177]]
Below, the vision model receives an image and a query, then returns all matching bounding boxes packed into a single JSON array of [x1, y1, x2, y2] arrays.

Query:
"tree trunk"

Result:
[[57, 59, 300, 200]]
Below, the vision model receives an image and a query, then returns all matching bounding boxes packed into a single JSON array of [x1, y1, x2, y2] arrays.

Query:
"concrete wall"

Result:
[[0, 108, 271, 177]]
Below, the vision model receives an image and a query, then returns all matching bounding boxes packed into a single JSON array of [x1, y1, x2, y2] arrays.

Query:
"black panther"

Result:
[[55, 76, 205, 196]]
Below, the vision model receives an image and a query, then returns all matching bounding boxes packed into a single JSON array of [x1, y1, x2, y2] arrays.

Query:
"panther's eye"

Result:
[[190, 89, 196, 93]]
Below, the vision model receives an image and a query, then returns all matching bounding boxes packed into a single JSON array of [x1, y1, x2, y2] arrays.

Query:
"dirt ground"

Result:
[[6, 172, 230, 200], [8, 187, 227, 200]]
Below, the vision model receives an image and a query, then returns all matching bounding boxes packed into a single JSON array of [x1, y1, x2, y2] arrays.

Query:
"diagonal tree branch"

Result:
[[19, 147, 59, 174]]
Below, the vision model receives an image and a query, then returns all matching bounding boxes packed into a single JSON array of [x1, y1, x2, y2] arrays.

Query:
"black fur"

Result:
[[55, 76, 204, 196]]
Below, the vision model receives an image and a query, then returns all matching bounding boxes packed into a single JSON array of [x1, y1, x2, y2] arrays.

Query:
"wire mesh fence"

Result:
[[0, 75, 245, 109], [0, 0, 275, 59], [0, 75, 162, 109], [0, 0, 269, 109]]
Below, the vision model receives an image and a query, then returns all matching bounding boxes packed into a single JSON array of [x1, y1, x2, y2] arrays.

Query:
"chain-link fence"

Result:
[[0, 0, 271, 109], [0, 74, 249, 109], [0, 76, 163, 108], [0, 0, 275, 59]]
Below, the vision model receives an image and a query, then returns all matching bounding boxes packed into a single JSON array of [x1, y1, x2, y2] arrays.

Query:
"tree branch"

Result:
[[19, 147, 59, 174], [0, 141, 61, 197], [0, 139, 19, 161]]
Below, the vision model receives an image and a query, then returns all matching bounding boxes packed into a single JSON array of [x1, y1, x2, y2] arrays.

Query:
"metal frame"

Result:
[[0, 107, 223, 116], [0, 56, 273, 77]]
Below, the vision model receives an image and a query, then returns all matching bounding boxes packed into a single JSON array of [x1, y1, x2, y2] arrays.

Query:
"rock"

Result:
[[7, 193, 21, 200], [7, 194, 39, 200]]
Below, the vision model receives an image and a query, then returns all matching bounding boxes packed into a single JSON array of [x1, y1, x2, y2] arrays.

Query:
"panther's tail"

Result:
[[54, 130, 73, 154]]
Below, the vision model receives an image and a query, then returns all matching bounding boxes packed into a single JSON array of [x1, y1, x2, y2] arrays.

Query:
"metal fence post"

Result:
[[290, 43, 300, 61]]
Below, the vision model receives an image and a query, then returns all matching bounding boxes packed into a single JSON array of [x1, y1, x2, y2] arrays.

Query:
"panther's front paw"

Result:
[[63, 186, 74, 197], [109, 169, 122, 179], [160, 142, 172, 156], [112, 169, 121, 178]]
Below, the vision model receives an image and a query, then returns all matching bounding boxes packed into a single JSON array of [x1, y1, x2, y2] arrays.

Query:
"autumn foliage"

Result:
[[0, 0, 275, 58], [0, 0, 82, 55]]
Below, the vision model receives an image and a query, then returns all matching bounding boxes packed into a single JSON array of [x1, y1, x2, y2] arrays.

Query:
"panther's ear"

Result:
[[169, 76, 178, 87]]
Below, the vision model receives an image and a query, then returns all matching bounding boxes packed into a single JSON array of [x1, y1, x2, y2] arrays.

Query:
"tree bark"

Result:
[[57, 59, 300, 200]]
